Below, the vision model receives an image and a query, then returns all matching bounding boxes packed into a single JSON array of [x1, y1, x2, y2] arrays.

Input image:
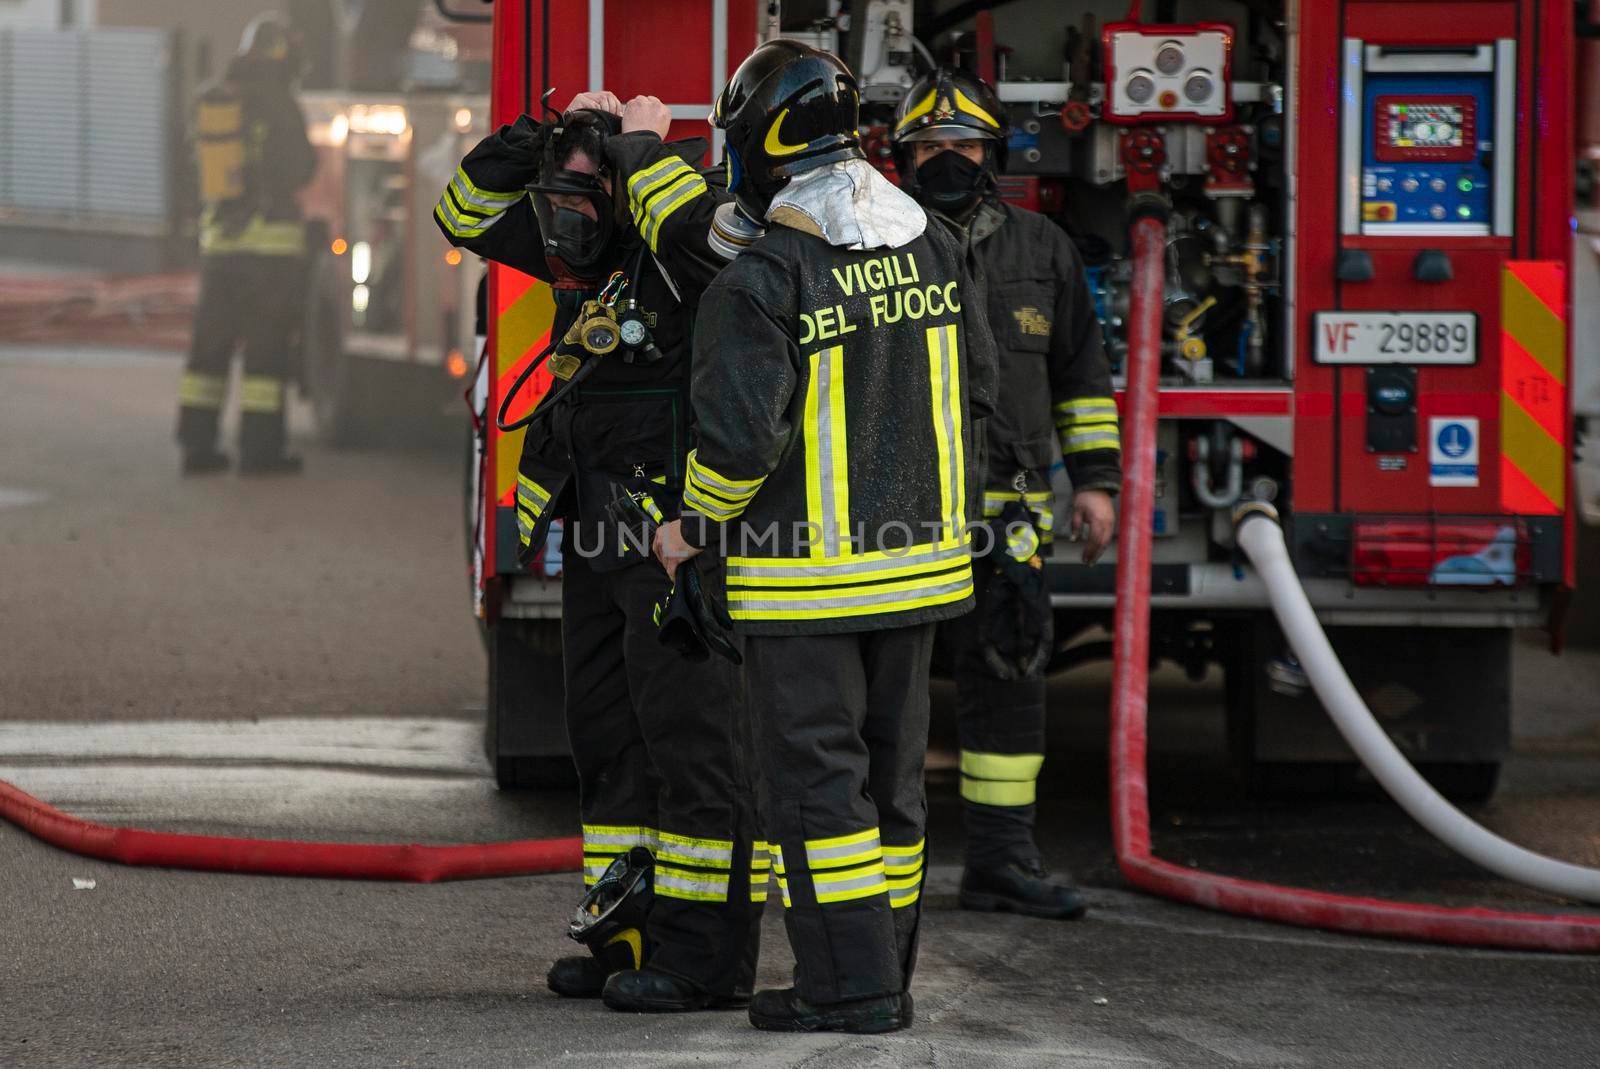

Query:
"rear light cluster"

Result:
[[1350, 520, 1531, 588]]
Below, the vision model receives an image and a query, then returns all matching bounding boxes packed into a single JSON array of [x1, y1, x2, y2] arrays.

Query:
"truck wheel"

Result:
[[485, 616, 575, 790]]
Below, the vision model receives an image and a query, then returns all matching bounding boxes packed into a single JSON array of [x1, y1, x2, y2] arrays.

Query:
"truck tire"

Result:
[[1226, 617, 1510, 805], [485, 616, 575, 790]]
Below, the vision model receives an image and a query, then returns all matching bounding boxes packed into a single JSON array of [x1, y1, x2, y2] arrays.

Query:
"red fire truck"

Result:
[[467, 0, 1576, 800]]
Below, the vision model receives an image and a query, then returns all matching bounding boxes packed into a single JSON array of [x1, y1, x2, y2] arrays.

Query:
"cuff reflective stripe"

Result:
[[685, 450, 763, 518], [628, 158, 709, 252], [1060, 428, 1122, 455], [517, 473, 551, 515], [1053, 397, 1118, 422], [961, 776, 1037, 806], [655, 865, 731, 903], [179, 372, 226, 409], [681, 484, 742, 522], [883, 840, 925, 909], [450, 166, 524, 211], [812, 861, 889, 904], [888, 876, 922, 908], [239, 375, 284, 413]]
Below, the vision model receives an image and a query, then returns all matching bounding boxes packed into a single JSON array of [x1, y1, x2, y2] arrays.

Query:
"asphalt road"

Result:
[[1, 344, 1598, 1068]]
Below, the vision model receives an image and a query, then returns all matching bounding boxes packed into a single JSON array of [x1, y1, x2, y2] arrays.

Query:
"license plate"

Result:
[[1313, 311, 1477, 365]]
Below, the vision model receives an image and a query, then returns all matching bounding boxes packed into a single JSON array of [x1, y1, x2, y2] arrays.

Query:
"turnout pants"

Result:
[[939, 558, 1050, 867], [561, 548, 761, 996], [744, 624, 934, 1005], [177, 253, 302, 462]]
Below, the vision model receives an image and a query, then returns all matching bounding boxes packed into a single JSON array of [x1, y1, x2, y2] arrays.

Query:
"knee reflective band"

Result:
[[654, 830, 735, 903], [239, 375, 284, 414], [960, 751, 1044, 807], [883, 838, 925, 909], [582, 823, 659, 886], [750, 841, 773, 903], [179, 372, 227, 409]]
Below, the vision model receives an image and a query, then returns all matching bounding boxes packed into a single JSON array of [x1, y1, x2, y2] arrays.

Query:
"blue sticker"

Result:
[[1428, 417, 1479, 487]]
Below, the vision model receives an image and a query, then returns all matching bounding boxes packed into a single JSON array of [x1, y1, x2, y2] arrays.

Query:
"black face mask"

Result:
[[529, 170, 617, 287], [914, 150, 988, 213]]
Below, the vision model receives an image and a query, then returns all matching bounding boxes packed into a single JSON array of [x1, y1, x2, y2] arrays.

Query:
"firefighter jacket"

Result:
[[434, 119, 727, 569], [680, 219, 999, 636], [949, 197, 1122, 541], [196, 58, 316, 257]]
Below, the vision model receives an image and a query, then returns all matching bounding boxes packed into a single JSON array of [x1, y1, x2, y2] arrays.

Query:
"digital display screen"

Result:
[[1386, 103, 1464, 149], [1373, 95, 1477, 162]]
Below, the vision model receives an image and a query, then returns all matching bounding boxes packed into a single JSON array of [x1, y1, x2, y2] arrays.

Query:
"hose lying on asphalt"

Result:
[[1108, 208, 1600, 953], [1236, 503, 1600, 905], [0, 779, 582, 882]]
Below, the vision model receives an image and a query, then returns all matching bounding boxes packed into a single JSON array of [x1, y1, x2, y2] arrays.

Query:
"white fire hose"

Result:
[[1233, 502, 1600, 904]]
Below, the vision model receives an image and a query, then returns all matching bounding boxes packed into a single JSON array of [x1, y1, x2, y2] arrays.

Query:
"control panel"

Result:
[[1344, 43, 1513, 238], [1102, 22, 1234, 125]]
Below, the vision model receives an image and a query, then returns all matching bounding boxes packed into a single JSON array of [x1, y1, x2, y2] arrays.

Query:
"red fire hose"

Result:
[[1109, 209, 1600, 952], [0, 778, 581, 882]]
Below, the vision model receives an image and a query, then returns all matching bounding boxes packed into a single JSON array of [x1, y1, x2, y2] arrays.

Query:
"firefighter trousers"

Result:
[[744, 624, 934, 1005], [560, 547, 762, 996], [177, 253, 302, 462], [939, 557, 1050, 868]]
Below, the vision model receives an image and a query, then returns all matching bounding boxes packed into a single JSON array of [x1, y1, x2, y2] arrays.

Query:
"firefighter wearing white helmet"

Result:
[[894, 67, 1122, 921]]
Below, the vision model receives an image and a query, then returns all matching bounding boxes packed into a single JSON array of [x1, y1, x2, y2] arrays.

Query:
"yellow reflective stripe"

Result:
[[515, 508, 537, 534], [1061, 428, 1122, 455], [453, 165, 524, 206], [881, 839, 926, 877], [806, 835, 882, 871], [728, 566, 968, 604], [655, 865, 731, 903], [727, 545, 970, 589], [581, 824, 658, 850], [655, 831, 734, 867], [806, 828, 879, 851], [199, 210, 304, 256], [729, 575, 973, 622], [435, 193, 503, 239], [627, 157, 690, 213], [961, 776, 1037, 807], [751, 842, 773, 871], [894, 88, 939, 132], [682, 486, 742, 522], [801, 346, 849, 558], [517, 473, 551, 510], [686, 450, 764, 494], [953, 86, 1000, 129], [812, 861, 889, 904], [683, 450, 762, 523], [179, 372, 226, 408], [727, 536, 968, 579], [238, 375, 283, 413], [1054, 397, 1118, 420], [927, 324, 966, 542], [776, 873, 791, 907], [961, 751, 1045, 782], [641, 171, 708, 251]]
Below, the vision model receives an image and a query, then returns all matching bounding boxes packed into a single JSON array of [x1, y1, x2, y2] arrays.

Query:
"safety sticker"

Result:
[[1429, 417, 1479, 487]]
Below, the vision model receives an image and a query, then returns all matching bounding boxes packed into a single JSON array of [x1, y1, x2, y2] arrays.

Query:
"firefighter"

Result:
[[178, 12, 315, 476], [434, 91, 761, 1013], [892, 68, 1121, 920], [653, 41, 997, 1034]]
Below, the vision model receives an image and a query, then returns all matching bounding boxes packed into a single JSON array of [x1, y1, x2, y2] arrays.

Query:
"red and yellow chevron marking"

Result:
[[1499, 262, 1566, 516], [493, 267, 556, 506]]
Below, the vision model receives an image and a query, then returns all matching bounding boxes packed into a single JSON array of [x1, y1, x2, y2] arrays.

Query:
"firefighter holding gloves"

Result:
[[435, 86, 762, 1013], [892, 68, 1121, 920], [654, 41, 997, 1034], [178, 12, 315, 476]]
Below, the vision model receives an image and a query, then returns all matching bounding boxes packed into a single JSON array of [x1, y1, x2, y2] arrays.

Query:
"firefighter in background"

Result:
[[435, 92, 762, 1013], [892, 68, 1120, 920], [654, 41, 997, 1034], [178, 12, 316, 476]]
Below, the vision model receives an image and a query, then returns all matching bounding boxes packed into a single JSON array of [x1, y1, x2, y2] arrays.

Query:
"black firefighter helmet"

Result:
[[711, 40, 864, 222], [891, 67, 1009, 209]]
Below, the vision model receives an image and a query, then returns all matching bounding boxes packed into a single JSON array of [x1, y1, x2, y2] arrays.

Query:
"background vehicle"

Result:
[[469, 0, 1576, 801]]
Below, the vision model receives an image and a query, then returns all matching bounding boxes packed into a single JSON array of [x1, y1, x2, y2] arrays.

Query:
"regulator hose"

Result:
[[0, 778, 582, 882]]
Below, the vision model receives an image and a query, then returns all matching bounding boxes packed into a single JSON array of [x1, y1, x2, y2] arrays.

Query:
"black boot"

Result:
[[747, 988, 914, 1034], [181, 449, 231, 476], [546, 955, 612, 999], [602, 966, 747, 1013], [959, 858, 1087, 920]]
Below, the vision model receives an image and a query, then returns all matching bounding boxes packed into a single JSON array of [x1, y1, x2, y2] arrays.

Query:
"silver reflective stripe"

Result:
[[583, 829, 657, 849], [813, 868, 890, 900], [815, 347, 841, 557], [687, 454, 761, 500], [451, 169, 523, 211], [732, 575, 970, 613], [436, 192, 505, 238], [682, 484, 739, 522], [806, 834, 881, 867], [518, 475, 551, 510], [1062, 429, 1122, 450], [727, 541, 968, 581], [643, 172, 706, 244], [932, 325, 963, 538], [655, 870, 730, 898], [656, 841, 734, 866], [1054, 398, 1118, 420], [889, 882, 921, 907]]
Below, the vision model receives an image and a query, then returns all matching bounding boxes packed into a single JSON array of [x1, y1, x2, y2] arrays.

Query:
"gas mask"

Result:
[[529, 169, 616, 287], [914, 150, 989, 215]]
